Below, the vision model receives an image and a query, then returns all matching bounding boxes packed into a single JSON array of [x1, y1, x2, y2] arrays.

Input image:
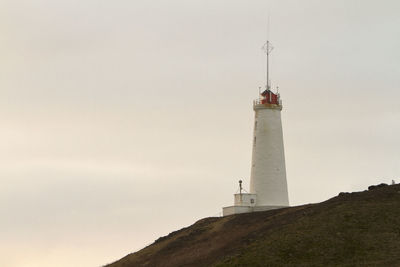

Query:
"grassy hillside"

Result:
[[106, 184, 400, 267]]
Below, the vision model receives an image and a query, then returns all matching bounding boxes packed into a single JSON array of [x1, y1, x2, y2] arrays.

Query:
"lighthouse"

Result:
[[222, 40, 289, 216], [249, 86, 289, 207]]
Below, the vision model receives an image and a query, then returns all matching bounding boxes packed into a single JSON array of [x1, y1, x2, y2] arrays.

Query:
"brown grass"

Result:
[[106, 184, 400, 267]]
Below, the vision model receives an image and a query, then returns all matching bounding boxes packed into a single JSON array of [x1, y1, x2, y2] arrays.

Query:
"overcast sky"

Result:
[[1, 0, 400, 266]]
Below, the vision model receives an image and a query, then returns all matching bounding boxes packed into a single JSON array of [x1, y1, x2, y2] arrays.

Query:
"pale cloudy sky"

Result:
[[1, 0, 399, 266]]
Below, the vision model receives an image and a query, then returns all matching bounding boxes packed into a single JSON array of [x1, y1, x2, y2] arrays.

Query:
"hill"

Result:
[[106, 184, 400, 266]]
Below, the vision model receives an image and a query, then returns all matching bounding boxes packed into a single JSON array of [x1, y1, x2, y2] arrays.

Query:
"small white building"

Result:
[[223, 180, 257, 215], [222, 41, 289, 216]]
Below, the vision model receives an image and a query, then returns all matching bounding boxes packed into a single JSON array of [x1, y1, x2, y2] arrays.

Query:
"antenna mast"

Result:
[[261, 16, 273, 90]]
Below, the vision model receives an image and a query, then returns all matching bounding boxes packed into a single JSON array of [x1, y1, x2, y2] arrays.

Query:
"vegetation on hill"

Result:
[[106, 184, 400, 267]]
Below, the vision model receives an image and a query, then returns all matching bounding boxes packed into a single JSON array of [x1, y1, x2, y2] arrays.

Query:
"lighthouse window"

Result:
[[255, 121, 258, 130], [250, 199, 255, 204], [253, 136, 256, 144]]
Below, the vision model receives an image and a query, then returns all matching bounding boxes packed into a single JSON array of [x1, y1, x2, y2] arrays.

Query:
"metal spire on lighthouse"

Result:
[[262, 40, 273, 91], [261, 16, 273, 91]]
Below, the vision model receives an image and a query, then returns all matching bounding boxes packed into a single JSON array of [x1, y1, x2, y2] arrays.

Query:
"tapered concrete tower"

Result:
[[222, 40, 289, 216], [249, 89, 289, 207]]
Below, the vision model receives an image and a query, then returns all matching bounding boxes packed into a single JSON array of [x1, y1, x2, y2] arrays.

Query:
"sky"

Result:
[[1, 0, 399, 266]]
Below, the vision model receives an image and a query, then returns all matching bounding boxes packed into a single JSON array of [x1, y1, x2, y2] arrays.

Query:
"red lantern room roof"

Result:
[[260, 89, 279, 105]]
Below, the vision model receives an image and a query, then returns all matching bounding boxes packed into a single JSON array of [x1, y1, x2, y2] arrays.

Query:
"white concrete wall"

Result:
[[222, 206, 252, 216], [222, 204, 286, 216], [249, 104, 289, 206], [234, 193, 257, 207]]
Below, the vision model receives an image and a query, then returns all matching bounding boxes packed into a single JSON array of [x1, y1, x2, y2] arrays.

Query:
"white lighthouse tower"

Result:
[[222, 40, 289, 216]]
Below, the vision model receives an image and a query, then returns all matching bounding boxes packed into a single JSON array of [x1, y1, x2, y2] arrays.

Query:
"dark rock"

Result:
[[368, 183, 388, 190]]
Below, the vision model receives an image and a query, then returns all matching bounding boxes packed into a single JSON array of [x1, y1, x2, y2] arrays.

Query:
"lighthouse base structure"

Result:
[[222, 204, 287, 216], [222, 192, 288, 216]]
